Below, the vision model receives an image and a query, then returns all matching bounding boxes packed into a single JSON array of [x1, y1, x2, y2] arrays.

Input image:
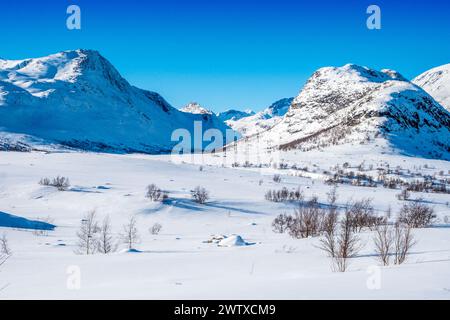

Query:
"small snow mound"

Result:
[[218, 235, 248, 247]]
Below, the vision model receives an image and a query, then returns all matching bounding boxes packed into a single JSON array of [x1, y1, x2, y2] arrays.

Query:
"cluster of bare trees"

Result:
[[398, 201, 436, 228], [373, 223, 416, 266], [146, 184, 168, 202], [289, 197, 327, 239], [39, 176, 71, 191], [265, 187, 304, 203], [271, 185, 430, 272], [272, 196, 338, 239], [75, 211, 142, 255], [191, 186, 210, 204], [319, 209, 362, 272], [346, 199, 386, 232]]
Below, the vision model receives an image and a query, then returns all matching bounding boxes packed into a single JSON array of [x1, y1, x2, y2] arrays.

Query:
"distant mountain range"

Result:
[[1, 50, 449, 159]]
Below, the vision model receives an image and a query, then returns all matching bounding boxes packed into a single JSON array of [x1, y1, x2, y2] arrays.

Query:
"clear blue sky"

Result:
[[1, 0, 449, 112]]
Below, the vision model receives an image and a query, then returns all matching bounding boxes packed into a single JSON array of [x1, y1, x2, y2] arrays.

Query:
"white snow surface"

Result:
[[413, 63, 450, 112], [0, 150, 449, 299]]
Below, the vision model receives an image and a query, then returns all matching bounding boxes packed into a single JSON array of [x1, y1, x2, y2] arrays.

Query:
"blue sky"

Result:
[[1, 0, 449, 112]]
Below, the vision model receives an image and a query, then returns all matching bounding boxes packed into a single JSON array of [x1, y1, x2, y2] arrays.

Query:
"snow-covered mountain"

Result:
[[180, 102, 213, 115], [413, 64, 450, 112], [0, 50, 232, 153], [217, 109, 255, 123], [223, 98, 294, 137], [232, 64, 450, 160]]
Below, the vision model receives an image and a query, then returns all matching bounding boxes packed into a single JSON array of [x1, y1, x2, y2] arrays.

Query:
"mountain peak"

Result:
[[180, 102, 213, 115]]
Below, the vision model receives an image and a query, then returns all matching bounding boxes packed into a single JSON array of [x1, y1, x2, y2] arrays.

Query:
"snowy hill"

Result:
[[224, 98, 294, 137], [232, 64, 450, 160], [413, 64, 450, 112], [0, 50, 232, 153]]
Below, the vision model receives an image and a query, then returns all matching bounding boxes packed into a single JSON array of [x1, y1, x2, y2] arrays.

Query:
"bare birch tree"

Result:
[[98, 215, 116, 254], [373, 223, 394, 266], [75, 211, 99, 255], [393, 223, 416, 265], [121, 216, 140, 250]]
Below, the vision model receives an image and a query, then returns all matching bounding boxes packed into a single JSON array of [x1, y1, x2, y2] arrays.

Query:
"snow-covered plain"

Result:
[[0, 150, 449, 299]]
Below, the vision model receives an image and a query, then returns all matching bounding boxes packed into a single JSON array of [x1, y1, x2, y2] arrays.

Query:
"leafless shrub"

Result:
[[191, 186, 209, 204], [289, 198, 326, 239], [40, 176, 70, 191], [265, 187, 304, 203], [150, 223, 162, 235], [373, 224, 394, 266], [52, 176, 70, 191], [39, 177, 51, 186], [393, 223, 416, 265], [121, 216, 140, 250], [272, 213, 293, 234], [97, 215, 116, 254], [318, 211, 339, 258], [397, 201, 436, 228], [146, 184, 168, 202], [273, 174, 282, 183], [0, 234, 11, 256], [332, 210, 363, 272], [75, 211, 99, 255], [346, 199, 384, 232]]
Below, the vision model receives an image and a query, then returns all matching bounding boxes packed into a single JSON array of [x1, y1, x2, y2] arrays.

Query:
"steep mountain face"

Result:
[[235, 64, 450, 160], [224, 98, 294, 137], [413, 64, 450, 112], [0, 50, 232, 153]]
